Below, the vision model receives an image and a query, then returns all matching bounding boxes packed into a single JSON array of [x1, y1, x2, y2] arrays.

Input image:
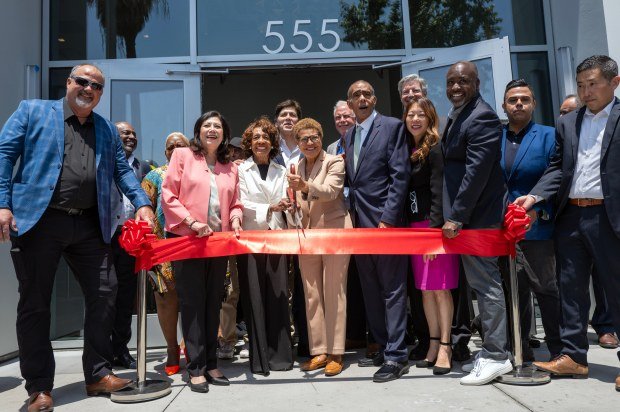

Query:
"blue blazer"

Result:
[[343, 113, 410, 228], [0, 98, 150, 243], [501, 122, 556, 240]]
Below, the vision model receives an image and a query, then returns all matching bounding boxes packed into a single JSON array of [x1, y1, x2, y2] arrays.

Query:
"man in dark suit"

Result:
[[441, 61, 512, 385], [344, 80, 410, 382], [0, 64, 154, 411], [500, 79, 561, 361], [517, 55, 620, 390]]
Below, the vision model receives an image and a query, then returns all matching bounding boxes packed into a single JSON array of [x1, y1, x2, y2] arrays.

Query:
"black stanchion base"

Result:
[[110, 380, 171, 403], [496, 366, 551, 385]]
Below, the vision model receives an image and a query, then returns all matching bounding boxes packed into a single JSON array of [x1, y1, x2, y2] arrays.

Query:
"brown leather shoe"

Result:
[[300, 355, 328, 371], [366, 343, 381, 359], [27, 391, 53, 412], [616, 374, 620, 392], [598, 333, 619, 349], [533, 354, 588, 378], [85, 374, 133, 396], [325, 355, 343, 376]]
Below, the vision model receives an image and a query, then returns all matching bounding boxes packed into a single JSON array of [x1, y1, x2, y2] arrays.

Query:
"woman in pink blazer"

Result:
[[162, 111, 242, 393]]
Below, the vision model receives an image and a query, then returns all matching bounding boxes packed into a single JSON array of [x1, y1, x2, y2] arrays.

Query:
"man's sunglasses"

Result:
[[70, 75, 104, 91]]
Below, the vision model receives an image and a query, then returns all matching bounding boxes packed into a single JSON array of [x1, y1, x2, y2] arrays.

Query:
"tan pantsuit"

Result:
[[297, 151, 352, 355]]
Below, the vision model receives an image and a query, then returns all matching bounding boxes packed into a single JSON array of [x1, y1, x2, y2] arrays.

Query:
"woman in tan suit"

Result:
[[287, 118, 352, 376]]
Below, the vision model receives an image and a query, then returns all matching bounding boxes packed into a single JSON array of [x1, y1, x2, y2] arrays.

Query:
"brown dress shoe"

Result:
[[533, 354, 588, 378], [325, 355, 343, 376], [598, 333, 619, 349], [300, 355, 328, 371], [85, 374, 133, 396], [615, 374, 620, 392], [27, 391, 53, 412]]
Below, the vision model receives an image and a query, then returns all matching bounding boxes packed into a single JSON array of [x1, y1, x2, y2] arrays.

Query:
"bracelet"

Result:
[[188, 220, 197, 230]]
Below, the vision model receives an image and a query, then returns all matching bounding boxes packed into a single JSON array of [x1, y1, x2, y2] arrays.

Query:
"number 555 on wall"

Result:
[[262, 19, 341, 54]]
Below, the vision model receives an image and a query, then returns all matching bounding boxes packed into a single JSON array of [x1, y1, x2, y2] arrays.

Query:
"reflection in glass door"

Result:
[[402, 37, 512, 121]]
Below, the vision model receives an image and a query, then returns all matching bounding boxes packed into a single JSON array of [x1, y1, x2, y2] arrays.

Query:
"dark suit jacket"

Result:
[[406, 143, 444, 228], [344, 113, 410, 228], [501, 122, 556, 240], [531, 99, 620, 238], [441, 94, 507, 229]]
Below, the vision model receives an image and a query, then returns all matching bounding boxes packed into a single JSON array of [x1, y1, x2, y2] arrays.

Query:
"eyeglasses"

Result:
[[70, 75, 104, 91], [298, 135, 321, 144]]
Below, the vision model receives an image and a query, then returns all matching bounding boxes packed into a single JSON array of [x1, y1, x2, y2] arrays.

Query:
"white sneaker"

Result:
[[460, 357, 513, 386], [239, 342, 249, 359]]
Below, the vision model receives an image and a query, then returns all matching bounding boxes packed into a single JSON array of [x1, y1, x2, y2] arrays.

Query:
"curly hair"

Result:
[[292, 118, 323, 140], [241, 116, 280, 160], [190, 111, 231, 164], [403, 97, 440, 164]]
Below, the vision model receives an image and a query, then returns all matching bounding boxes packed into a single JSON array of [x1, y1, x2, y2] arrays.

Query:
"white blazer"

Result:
[[238, 157, 290, 230]]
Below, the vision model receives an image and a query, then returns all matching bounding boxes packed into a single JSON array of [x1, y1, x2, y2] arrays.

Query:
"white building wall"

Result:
[[0, 0, 42, 359]]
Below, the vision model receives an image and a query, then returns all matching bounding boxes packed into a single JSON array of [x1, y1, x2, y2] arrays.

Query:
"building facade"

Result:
[[0, 0, 618, 359]]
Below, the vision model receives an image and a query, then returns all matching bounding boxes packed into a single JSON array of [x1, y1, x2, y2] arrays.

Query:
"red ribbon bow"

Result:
[[503, 204, 530, 244], [118, 219, 156, 259]]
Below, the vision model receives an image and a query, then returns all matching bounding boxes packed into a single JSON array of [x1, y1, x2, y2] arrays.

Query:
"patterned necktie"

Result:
[[354, 125, 362, 169]]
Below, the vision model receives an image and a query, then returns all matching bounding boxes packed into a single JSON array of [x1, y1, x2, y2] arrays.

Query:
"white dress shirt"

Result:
[[355, 110, 378, 147], [120, 154, 139, 224], [569, 100, 614, 199], [279, 136, 301, 168], [238, 157, 290, 230]]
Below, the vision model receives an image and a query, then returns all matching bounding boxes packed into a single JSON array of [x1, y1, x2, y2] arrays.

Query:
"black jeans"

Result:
[[173, 254, 227, 377], [11, 208, 117, 394]]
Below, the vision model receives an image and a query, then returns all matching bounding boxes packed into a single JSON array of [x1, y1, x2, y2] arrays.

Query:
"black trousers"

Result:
[[10, 208, 117, 394], [591, 269, 616, 335], [291, 255, 309, 357], [238, 254, 293, 374], [111, 229, 137, 357], [345, 256, 368, 342], [356, 254, 409, 362], [173, 255, 227, 377], [555, 205, 620, 365]]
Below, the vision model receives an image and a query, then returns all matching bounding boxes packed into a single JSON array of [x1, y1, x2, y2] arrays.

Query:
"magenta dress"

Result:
[[410, 220, 459, 290]]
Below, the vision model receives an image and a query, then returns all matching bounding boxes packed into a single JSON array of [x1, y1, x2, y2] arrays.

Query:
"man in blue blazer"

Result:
[[0, 64, 153, 410], [500, 79, 561, 361], [344, 80, 410, 382], [441, 61, 512, 385], [517, 55, 620, 391]]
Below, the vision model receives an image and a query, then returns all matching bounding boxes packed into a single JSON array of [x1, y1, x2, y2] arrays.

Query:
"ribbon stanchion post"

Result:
[[112, 222, 171, 403], [496, 255, 550, 385], [497, 205, 550, 385]]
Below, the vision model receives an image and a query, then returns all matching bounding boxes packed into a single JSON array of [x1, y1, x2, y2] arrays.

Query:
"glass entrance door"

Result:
[[401, 37, 512, 121]]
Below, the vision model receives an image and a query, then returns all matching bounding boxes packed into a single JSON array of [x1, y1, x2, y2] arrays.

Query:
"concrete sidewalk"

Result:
[[1, 333, 618, 411]]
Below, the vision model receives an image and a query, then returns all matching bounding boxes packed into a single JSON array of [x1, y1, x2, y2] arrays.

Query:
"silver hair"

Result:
[[397, 74, 427, 96], [333, 100, 352, 116], [69, 64, 105, 85]]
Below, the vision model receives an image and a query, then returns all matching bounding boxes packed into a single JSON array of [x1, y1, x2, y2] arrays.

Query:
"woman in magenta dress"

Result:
[[404, 97, 459, 375]]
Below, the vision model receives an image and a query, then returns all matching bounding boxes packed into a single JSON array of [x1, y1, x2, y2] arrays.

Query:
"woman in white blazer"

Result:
[[237, 117, 294, 375]]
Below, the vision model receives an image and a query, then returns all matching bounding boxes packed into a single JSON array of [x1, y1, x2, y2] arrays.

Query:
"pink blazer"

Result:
[[162, 147, 243, 236]]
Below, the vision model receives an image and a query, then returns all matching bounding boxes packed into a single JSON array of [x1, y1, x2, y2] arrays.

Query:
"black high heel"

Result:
[[432, 341, 452, 375], [415, 337, 439, 368]]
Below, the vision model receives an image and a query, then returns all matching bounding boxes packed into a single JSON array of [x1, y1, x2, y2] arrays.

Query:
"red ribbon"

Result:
[[122, 206, 530, 272]]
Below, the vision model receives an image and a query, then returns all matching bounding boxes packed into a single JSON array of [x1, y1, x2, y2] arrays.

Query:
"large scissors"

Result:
[[288, 163, 306, 238]]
